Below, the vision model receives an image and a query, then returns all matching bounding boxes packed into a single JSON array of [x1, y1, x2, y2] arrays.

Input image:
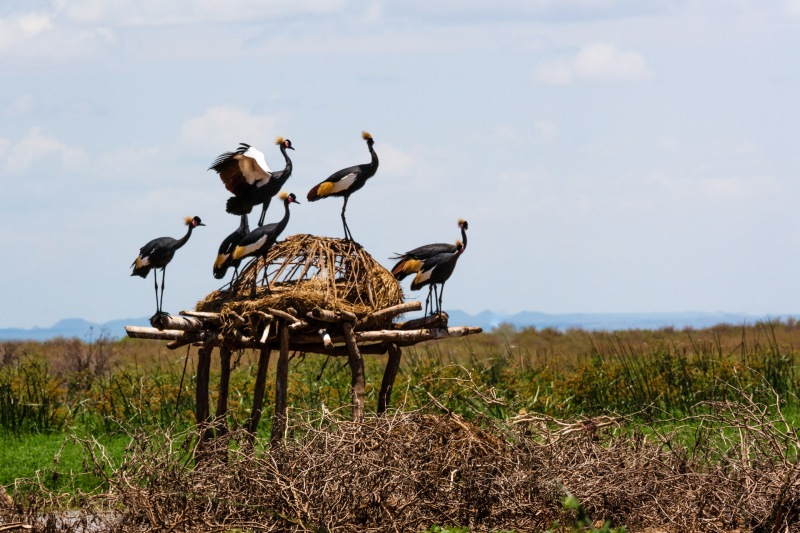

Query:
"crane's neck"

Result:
[[238, 214, 249, 233], [275, 199, 292, 236], [174, 224, 195, 250], [367, 142, 379, 175], [460, 226, 468, 251], [280, 144, 293, 174]]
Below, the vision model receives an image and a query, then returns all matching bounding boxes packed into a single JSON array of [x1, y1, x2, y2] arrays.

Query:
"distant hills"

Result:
[[1, 311, 797, 342]]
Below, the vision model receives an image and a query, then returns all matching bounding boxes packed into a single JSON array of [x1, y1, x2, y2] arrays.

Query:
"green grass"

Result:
[[0, 431, 130, 494]]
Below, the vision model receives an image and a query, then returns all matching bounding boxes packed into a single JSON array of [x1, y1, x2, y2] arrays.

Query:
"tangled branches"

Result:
[[4, 386, 800, 532]]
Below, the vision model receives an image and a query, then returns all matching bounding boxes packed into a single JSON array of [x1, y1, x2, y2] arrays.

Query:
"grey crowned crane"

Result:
[[213, 214, 249, 281], [410, 240, 465, 316], [306, 131, 378, 241], [209, 137, 295, 226], [232, 192, 299, 294], [391, 219, 469, 280], [131, 216, 205, 316]]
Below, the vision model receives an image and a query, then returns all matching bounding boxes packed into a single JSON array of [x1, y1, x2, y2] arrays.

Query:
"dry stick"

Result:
[[377, 343, 402, 416], [271, 321, 290, 449], [215, 346, 232, 438], [246, 343, 272, 444], [342, 321, 365, 422], [174, 344, 191, 418]]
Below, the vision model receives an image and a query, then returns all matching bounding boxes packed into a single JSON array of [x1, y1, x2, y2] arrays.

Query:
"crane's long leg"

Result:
[[437, 282, 447, 316], [432, 284, 440, 316], [160, 268, 167, 314], [152, 270, 160, 313], [341, 196, 352, 241], [258, 197, 272, 227]]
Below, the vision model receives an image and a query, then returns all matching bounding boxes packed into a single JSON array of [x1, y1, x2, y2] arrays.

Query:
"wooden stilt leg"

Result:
[[378, 343, 402, 416], [271, 322, 290, 449], [195, 341, 214, 463], [214, 346, 232, 438], [246, 344, 272, 443], [342, 321, 365, 421]]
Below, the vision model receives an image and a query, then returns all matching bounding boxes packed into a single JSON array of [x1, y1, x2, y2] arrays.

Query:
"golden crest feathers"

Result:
[[361, 131, 372, 140], [455, 240, 464, 248], [184, 216, 193, 226], [275, 136, 286, 145], [278, 191, 289, 201], [458, 218, 466, 226]]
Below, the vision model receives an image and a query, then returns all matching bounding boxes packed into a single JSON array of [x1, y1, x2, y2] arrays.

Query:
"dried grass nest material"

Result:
[[196, 234, 404, 322]]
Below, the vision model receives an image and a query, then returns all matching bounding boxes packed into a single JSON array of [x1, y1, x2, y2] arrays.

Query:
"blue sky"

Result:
[[2, 1, 800, 329]]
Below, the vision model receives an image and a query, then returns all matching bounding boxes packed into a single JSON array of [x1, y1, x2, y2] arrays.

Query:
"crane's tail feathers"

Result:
[[391, 258, 422, 281], [131, 257, 151, 278], [226, 196, 254, 215], [307, 182, 334, 201]]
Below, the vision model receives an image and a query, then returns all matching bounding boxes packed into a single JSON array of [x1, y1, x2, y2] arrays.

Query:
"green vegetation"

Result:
[[2, 319, 800, 491], [3, 321, 800, 531]]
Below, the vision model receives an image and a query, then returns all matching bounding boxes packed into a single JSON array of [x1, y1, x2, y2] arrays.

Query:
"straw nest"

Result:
[[196, 234, 404, 323]]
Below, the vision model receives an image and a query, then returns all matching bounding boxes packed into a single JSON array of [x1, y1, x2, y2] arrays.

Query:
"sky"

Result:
[[2, 0, 800, 329]]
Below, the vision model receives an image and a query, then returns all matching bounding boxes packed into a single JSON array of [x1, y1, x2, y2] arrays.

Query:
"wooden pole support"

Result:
[[214, 346, 232, 438], [271, 322, 290, 449], [342, 321, 365, 421], [195, 340, 213, 443], [246, 343, 272, 443], [378, 343, 402, 416]]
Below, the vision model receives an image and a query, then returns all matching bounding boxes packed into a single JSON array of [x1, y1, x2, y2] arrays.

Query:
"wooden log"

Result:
[[287, 319, 312, 332], [179, 310, 222, 324], [356, 301, 422, 329], [271, 322, 290, 449], [126, 326, 207, 343], [214, 346, 232, 437], [394, 312, 448, 330], [309, 307, 358, 323], [246, 343, 272, 443], [354, 326, 482, 344], [378, 343, 402, 415], [150, 314, 209, 331], [342, 322, 365, 421]]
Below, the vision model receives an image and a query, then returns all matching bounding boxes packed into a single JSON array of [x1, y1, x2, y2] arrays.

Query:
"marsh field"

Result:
[[2, 320, 800, 532]]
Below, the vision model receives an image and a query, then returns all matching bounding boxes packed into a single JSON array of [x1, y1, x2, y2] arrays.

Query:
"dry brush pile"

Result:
[[4, 384, 800, 532]]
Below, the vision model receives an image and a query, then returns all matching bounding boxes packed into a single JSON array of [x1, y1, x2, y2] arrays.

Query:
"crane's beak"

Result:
[[288, 146, 295, 150], [198, 222, 206, 226]]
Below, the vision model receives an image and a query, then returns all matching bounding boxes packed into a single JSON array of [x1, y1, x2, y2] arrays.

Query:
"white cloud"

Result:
[[786, 0, 800, 16], [177, 106, 280, 157], [535, 42, 653, 85], [2, 128, 89, 174], [0, 11, 54, 52]]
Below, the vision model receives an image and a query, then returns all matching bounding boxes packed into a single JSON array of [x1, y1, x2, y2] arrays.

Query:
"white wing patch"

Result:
[[330, 173, 358, 194], [415, 268, 434, 284], [244, 146, 271, 174], [234, 235, 268, 259]]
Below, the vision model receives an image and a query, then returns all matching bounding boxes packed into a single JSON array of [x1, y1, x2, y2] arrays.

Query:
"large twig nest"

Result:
[[196, 234, 404, 321]]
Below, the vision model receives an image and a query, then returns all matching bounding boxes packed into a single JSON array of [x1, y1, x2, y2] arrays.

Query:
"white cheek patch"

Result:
[[330, 173, 357, 193]]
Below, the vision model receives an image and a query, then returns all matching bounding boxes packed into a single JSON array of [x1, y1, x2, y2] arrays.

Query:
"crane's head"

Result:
[[279, 191, 300, 205], [455, 239, 465, 253], [458, 218, 468, 230], [276, 136, 294, 150], [185, 216, 206, 227], [362, 131, 374, 147]]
